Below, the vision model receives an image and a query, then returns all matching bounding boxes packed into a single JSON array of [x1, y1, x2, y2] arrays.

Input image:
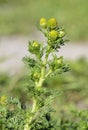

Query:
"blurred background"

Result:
[[0, 0, 88, 118]]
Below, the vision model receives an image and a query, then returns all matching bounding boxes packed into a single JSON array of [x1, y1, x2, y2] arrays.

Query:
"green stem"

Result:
[[31, 98, 37, 113], [36, 67, 45, 89], [45, 70, 52, 78], [24, 99, 37, 130]]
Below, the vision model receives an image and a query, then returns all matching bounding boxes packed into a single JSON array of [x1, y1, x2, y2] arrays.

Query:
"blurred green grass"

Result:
[[0, 0, 88, 41]]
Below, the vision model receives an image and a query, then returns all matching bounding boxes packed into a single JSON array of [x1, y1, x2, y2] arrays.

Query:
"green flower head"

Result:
[[47, 18, 57, 29], [39, 18, 47, 28]]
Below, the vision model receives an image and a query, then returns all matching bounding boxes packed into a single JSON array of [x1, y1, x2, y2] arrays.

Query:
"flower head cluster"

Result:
[[39, 18, 65, 47], [39, 18, 57, 29]]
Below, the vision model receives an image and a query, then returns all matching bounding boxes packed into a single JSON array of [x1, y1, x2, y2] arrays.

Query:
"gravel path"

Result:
[[0, 35, 88, 73]]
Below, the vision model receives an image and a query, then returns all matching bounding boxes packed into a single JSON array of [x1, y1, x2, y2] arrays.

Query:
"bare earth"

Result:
[[0, 34, 88, 73]]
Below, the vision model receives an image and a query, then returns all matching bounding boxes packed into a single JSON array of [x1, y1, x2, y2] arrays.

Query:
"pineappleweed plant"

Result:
[[23, 17, 69, 130], [0, 18, 69, 130]]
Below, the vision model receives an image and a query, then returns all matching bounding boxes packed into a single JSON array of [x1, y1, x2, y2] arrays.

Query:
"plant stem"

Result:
[[45, 70, 52, 78], [31, 98, 37, 113], [24, 98, 37, 130]]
